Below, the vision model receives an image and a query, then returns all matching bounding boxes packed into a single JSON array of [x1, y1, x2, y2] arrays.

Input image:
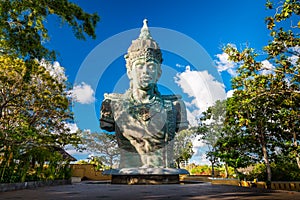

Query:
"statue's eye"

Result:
[[147, 63, 156, 71], [135, 63, 144, 69]]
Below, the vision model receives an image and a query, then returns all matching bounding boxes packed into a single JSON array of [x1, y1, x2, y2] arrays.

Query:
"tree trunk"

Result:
[[109, 156, 113, 169], [260, 133, 271, 182], [234, 168, 240, 180], [293, 132, 300, 169], [296, 157, 300, 169], [211, 162, 215, 178], [175, 158, 180, 169], [1, 150, 13, 182], [224, 163, 229, 178]]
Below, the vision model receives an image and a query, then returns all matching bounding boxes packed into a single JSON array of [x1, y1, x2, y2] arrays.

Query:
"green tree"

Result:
[[81, 131, 120, 169], [173, 129, 194, 168], [222, 0, 299, 182], [0, 55, 80, 182], [0, 0, 99, 183], [264, 0, 300, 169], [0, 0, 99, 61], [224, 98, 260, 172], [197, 100, 226, 177], [214, 98, 259, 179]]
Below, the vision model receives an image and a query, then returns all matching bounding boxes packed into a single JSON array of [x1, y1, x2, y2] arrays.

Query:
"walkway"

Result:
[[1, 181, 300, 200]]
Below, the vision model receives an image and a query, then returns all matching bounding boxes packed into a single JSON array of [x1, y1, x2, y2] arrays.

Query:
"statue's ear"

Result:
[[156, 67, 162, 81], [127, 70, 133, 80]]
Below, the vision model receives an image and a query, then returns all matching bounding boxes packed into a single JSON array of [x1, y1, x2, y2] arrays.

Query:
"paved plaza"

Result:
[[1, 181, 300, 200]]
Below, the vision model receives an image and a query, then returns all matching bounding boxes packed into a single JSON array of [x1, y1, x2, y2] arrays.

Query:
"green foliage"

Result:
[[213, 133, 257, 170], [75, 156, 110, 171], [0, 0, 98, 183], [0, 146, 72, 183], [197, 100, 227, 175], [265, 0, 300, 30], [0, 55, 80, 183], [88, 156, 109, 171], [198, 100, 226, 145], [245, 163, 268, 181], [0, 0, 100, 61], [244, 156, 300, 181], [189, 165, 211, 175], [75, 160, 89, 164], [187, 164, 235, 178], [218, 0, 300, 182], [89, 158, 103, 171]]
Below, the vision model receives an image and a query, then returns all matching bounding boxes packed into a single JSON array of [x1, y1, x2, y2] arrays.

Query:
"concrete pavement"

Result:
[[1, 181, 300, 200]]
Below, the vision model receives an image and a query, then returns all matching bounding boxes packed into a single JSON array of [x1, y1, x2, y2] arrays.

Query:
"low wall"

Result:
[[240, 180, 267, 189], [211, 178, 240, 186], [213, 179, 300, 192], [270, 181, 300, 191], [70, 164, 111, 181], [180, 175, 211, 182], [0, 180, 70, 192]]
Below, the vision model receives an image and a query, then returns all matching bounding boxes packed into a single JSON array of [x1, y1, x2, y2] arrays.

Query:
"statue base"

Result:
[[111, 174, 179, 184], [102, 168, 189, 185]]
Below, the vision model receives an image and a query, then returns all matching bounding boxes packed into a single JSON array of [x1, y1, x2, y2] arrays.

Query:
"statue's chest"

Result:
[[112, 99, 171, 132]]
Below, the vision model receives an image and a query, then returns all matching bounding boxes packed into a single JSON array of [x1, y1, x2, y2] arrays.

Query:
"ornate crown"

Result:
[[124, 19, 163, 69]]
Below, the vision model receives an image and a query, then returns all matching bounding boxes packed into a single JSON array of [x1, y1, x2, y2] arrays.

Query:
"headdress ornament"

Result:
[[125, 19, 163, 69]]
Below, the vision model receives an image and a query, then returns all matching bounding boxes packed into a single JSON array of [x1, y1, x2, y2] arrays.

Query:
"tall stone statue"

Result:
[[100, 19, 188, 169]]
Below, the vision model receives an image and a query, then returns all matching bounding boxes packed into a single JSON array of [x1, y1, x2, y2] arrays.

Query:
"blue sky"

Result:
[[44, 0, 276, 162]]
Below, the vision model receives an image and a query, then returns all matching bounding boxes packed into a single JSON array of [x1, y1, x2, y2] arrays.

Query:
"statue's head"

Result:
[[125, 19, 163, 91]]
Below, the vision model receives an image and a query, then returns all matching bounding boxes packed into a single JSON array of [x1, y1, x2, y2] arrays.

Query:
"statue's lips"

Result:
[[141, 76, 152, 81]]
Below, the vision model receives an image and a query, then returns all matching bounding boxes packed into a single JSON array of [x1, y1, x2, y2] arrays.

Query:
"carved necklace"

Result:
[[128, 95, 163, 122]]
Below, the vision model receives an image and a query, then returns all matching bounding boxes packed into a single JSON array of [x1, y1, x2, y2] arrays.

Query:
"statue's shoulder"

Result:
[[161, 94, 182, 101], [161, 95, 185, 109], [103, 93, 125, 101], [162, 94, 186, 110]]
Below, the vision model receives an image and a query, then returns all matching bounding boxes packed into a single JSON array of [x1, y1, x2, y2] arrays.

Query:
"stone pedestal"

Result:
[[111, 174, 179, 184], [102, 168, 189, 185]]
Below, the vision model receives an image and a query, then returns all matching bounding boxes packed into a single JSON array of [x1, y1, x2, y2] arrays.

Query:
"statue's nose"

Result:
[[142, 66, 150, 74]]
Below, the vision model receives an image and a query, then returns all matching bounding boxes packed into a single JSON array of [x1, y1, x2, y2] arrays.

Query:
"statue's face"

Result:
[[128, 58, 161, 91]]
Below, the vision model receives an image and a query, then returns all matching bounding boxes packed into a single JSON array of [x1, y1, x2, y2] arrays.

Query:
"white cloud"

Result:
[[185, 108, 198, 127], [40, 59, 67, 83], [226, 89, 235, 98], [175, 63, 186, 68], [189, 143, 211, 165], [70, 82, 96, 104], [192, 135, 206, 148], [289, 55, 299, 66], [215, 52, 238, 76], [288, 46, 300, 66], [65, 123, 79, 133], [261, 60, 275, 75], [174, 69, 226, 126], [175, 68, 226, 165]]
